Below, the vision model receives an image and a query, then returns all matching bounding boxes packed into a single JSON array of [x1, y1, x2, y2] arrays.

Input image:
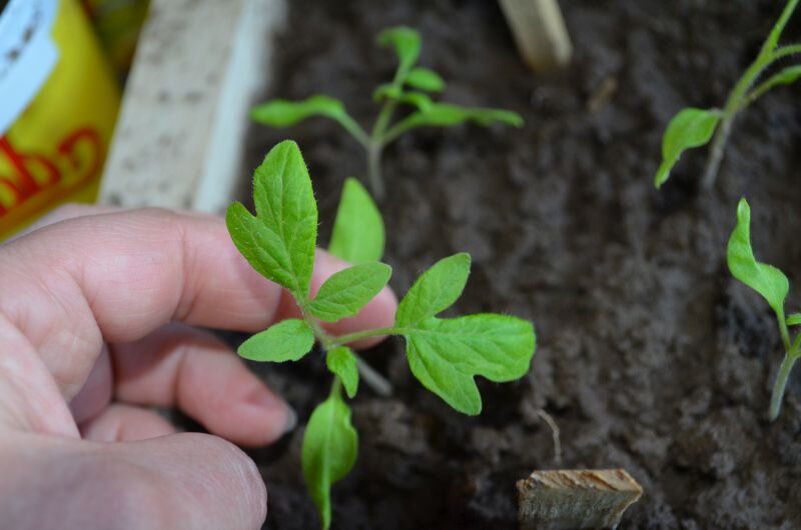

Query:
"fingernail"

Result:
[[282, 405, 297, 434], [246, 388, 297, 435]]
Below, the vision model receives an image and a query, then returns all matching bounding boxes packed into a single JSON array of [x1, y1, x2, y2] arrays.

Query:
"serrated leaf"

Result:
[[309, 263, 392, 322], [302, 393, 358, 530], [251, 95, 348, 128], [787, 313, 801, 327], [226, 141, 317, 300], [377, 26, 421, 73], [405, 67, 445, 92], [327, 347, 359, 398], [395, 253, 471, 328], [238, 319, 315, 362], [654, 108, 720, 188], [403, 314, 536, 415], [404, 103, 523, 129], [727, 199, 789, 321], [329, 178, 385, 264]]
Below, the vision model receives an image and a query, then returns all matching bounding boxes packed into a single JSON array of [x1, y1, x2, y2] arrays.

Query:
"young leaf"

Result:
[[226, 140, 317, 300], [405, 67, 445, 92], [373, 84, 402, 102], [329, 178, 385, 264], [748, 65, 801, 102], [654, 108, 721, 188], [302, 393, 358, 530], [727, 198, 789, 320], [327, 347, 359, 398], [398, 92, 433, 112], [238, 319, 315, 362], [395, 253, 471, 328], [377, 26, 421, 73], [251, 95, 348, 128], [787, 313, 801, 327], [403, 103, 523, 129], [403, 314, 536, 415], [309, 263, 392, 322]]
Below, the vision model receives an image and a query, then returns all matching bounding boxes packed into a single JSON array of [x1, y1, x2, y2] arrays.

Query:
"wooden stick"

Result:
[[498, 0, 572, 72], [517, 469, 643, 530]]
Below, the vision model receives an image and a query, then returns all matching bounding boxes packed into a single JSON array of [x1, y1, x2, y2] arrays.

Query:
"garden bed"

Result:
[[240, 0, 801, 528]]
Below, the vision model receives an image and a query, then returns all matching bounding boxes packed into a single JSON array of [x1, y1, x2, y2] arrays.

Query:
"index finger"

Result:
[[0, 208, 396, 396]]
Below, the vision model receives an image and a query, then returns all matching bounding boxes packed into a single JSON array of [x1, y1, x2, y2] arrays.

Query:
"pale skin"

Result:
[[0, 205, 397, 529]]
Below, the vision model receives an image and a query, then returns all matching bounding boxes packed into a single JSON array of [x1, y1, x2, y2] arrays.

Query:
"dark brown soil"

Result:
[[240, 1, 801, 528]]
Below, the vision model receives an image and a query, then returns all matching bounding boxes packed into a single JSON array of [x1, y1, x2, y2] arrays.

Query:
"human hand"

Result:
[[0, 206, 397, 529]]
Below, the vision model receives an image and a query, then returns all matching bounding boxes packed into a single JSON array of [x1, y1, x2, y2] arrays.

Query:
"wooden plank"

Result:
[[100, 0, 287, 213], [517, 469, 643, 530], [499, 0, 572, 72]]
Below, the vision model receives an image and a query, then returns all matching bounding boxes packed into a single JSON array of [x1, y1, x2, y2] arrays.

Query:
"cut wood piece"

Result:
[[100, 0, 287, 213], [499, 0, 572, 72], [517, 469, 643, 530]]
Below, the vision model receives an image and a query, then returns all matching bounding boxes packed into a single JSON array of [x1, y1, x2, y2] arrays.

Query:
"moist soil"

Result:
[[238, 1, 801, 528]]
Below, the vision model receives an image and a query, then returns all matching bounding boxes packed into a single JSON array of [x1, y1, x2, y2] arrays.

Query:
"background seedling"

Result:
[[250, 26, 523, 199], [654, 0, 801, 189], [226, 140, 536, 528], [727, 199, 801, 420]]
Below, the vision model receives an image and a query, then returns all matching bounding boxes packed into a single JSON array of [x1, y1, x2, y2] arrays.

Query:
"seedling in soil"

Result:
[[654, 0, 801, 189], [250, 26, 523, 199], [226, 140, 536, 529], [727, 199, 801, 420]]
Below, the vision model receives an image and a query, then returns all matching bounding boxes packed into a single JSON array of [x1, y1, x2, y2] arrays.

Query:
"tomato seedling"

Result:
[[251, 26, 523, 199], [654, 0, 801, 189], [727, 198, 801, 420], [226, 140, 536, 529]]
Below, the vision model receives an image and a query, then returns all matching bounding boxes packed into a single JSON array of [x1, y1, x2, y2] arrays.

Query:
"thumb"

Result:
[[1, 432, 267, 530]]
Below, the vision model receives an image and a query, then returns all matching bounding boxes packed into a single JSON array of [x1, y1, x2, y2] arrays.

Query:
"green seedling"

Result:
[[226, 140, 536, 529], [727, 198, 801, 420], [654, 0, 801, 189], [251, 26, 523, 199]]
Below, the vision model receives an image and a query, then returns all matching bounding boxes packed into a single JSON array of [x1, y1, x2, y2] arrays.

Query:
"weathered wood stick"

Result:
[[517, 469, 643, 530], [498, 0, 572, 72]]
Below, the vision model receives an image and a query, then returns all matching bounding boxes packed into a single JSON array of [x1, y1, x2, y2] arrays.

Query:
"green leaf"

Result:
[[396, 253, 471, 328], [748, 65, 801, 102], [372, 84, 402, 102], [654, 108, 721, 188], [372, 85, 433, 111], [787, 313, 801, 327], [404, 103, 523, 129], [377, 26, 421, 73], [302, 393, 358, 530], [398, 91, 433, 111], [226, 140, 317, 300], [405, 67, 445, 92], [251, 95, 348, 128], [238, 319, 315, 362], [309, 263, 392, 322], [327, 347, 359, 398], [329, 178, 385, 264], [727, 199, 789, 321], [403, 314, 536, 415]]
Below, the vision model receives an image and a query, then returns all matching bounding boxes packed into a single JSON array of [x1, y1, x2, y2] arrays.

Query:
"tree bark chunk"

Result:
[[516, 469, 643, 530]]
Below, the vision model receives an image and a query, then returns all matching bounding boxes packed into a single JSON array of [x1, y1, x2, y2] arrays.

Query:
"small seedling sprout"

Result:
[[250, 27, 523, 199], [654, 0, 801, 189], [226, 140, 536, 529], [727, 198, 801, 420]]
